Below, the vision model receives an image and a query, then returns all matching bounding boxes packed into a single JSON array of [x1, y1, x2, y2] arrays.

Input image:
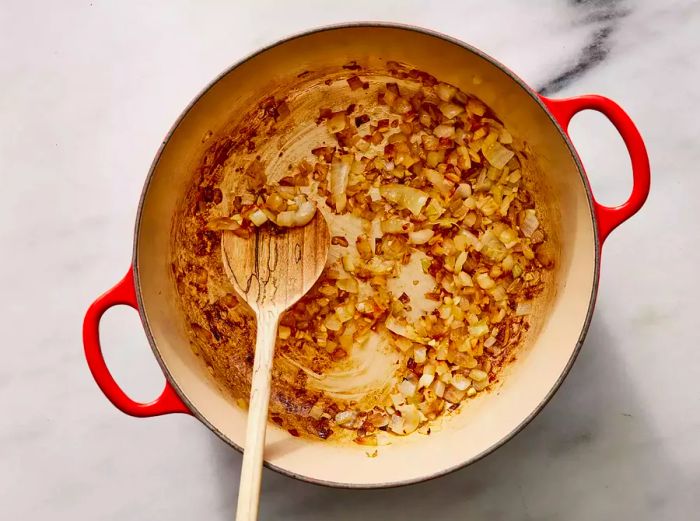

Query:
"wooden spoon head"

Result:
[[221, 213, 330, 313]]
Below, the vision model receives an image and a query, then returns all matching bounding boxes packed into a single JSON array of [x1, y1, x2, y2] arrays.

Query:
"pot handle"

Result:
[[539, 95, 650, 244], [83, 267, 190, 417]]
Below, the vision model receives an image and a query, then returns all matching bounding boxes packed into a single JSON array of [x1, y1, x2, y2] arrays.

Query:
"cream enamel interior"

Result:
[[134, 26, 597, 487]]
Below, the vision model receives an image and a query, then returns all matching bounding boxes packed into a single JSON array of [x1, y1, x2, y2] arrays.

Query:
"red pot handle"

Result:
[[539, 94, 650, 244], [82, 267, 190, 417]]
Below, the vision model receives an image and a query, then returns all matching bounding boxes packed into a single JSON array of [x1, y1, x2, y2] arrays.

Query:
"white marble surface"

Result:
[[1, 0, 698, 519]]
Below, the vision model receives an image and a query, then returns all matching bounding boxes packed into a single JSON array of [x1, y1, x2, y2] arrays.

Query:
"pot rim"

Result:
[[132, 21, 601, 489]]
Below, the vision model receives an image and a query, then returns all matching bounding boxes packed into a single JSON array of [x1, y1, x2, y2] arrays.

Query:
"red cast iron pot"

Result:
[[83, 24, 649, 488]]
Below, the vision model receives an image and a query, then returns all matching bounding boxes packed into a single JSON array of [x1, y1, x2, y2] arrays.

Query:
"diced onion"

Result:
[[249, 208, 268, 226], [391, 393, 405, 408], [393, 97, 412, 114], [396, 404, 420, 434], [431, 379, 446, 398], [335, 410, 357, 427], [381, 218, 411, 234], [433, 125, 455, 138], [418, 372, 435, 389], [475, 272, 495, 289], [330, 156, 352, 212], [469, 369, 488, 382], [482, 141, 514, 169], [521, 209, 540, 237], [309, 404, 324, 420], [328, 112, 346, 133], [337, 277, 359, 293], [444, 386, 467, 404], [425, 169, 453, 196], [408, 229, 434, 245], [435, 82, 457, 102], [399, 379, 417, 397], [275, 210, 295, 227], [468, 322, 489, 337], [380, 184, 429, 216], [295, 201, 316, 226], [388, 414, 405, 434], [439, 102, 464, 119], [452, 373, 471, 391]]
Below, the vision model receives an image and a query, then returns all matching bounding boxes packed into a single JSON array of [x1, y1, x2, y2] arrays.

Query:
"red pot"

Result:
[[83, 24, 649, 488]]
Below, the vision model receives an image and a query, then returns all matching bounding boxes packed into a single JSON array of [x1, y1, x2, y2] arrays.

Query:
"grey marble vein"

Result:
[[539, 0, 629, 95]]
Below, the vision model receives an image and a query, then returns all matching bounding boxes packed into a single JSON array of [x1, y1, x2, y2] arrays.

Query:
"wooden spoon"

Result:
[[221, 212, 330, 521]]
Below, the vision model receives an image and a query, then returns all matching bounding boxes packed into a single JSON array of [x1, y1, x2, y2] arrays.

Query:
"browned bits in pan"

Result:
[[331, 236, 349, 247], [347, 75, 364, 91], [355, 114, 370, 127]]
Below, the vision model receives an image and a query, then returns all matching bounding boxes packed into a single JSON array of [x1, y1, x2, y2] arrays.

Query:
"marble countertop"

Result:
[[1, 0, 698, 519]]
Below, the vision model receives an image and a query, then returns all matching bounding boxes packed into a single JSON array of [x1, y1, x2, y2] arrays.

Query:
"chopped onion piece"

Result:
[[408, 229, 434, 245], [275, 210, 295, 227], [521, 209, 540, 237], [468, 322, 489, 337], [397, 404, 420, 434], [399, 378, 417, 397], [444, 386, 467, 404], [391, 393, 405, 408], [388, 414, 405, 434], [433, 124, 455, 138], [381, 218, 411, 234], [309, 404, 324, 420], [330, 155, 352, 212], [278, 325, 291, 340], [386, 317, 427, 344], [335, 410, 357, 427], [482, 141, 514, 169], [418, 372, 435, 389], [380, 184, 429, 216], [425, 169, 453, 196], [435, 82, 457, 102], [475, 272, 495, 289], [431, 379, 446, 398], [499, 128, 513, 144], [469, 369, 488, 382], [454, 183, 472, 199], [425, 198, 446, 221], [439, 102, 464, 119], [337, 277, 359, 293], [452, 373, 471, 391], [327, 112, 346, 133], [295, 201, 316, 226], [457, 271, 473, 287], [414, 345, 427, 364], [249, 208, 268, 226], [454, 251, 468, 273], [393, 97, 412, 114], [325, 315, 342, 331], [473, 378, 489, 391], [490, 285, 507, 302], [467, 98, 486, 116]]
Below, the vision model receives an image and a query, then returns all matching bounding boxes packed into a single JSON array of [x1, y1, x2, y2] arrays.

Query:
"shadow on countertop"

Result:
[[208, 315, 681, 520]]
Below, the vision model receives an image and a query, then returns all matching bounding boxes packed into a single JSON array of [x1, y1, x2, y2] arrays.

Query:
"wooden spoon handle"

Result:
[[235, 309, 280, 521]]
